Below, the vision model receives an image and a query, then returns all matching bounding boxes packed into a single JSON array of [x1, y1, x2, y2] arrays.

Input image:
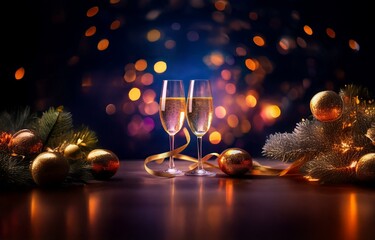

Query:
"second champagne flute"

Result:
[[185, 79, 216, 177], [159, 79, 186, 176]]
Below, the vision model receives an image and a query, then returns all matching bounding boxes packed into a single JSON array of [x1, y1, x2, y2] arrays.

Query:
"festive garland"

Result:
[[0, 106, 119, 189], [262, 84, 375, 184]]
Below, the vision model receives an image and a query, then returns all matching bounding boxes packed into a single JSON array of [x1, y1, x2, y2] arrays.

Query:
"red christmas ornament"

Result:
[[87, 149, 120, 180], [217, 148, 253, 176], [9, 129, 43, 156]]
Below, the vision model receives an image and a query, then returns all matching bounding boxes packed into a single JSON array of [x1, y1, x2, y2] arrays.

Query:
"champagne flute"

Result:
[[185, 79, 216, 176], [159, 80, 186, 176]]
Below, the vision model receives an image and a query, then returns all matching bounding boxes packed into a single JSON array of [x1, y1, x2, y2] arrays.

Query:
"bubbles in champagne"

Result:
[[159, 97, 186, 135], [187, 97, 213, 137]]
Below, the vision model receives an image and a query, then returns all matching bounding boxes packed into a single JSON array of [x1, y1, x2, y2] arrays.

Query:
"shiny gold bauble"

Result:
[[9, 129, 43, 156], [63, 144, 83, 160], [217, 148, 253, 176], [31, 151, 70, 186], [310, 90, 344, 122], [355, 153, 375, 182], [87, 149, 120, 180]]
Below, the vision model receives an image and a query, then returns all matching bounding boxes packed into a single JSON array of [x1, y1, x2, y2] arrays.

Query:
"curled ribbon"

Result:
[[144, 127, 292, 178], [144, 127, 219, 178]]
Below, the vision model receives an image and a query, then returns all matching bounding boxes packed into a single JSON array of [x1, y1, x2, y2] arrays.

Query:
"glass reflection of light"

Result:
[[343, 193, 358, 240]]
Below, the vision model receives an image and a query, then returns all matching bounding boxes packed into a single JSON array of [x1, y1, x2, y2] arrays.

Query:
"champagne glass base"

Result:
[[164, 168, 184, 176], [185, 169, 216, 177]]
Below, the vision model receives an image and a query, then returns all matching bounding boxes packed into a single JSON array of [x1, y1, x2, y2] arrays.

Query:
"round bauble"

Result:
[[9, 129, 43, 156], [63, 144, 83, 160], [310, 90, 343, 122], [31, 151, 70, 186], [217, 148, 253, 176], [87, 149, 120, 180], [355, 153, 375, 182]]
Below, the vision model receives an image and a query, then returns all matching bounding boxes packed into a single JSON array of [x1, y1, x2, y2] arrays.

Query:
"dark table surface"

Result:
[[1, 159, 375, 240]]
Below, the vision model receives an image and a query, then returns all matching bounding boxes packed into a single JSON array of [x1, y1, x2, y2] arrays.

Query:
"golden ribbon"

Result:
[[144, 127, 296, 178], [144, 127, 219, 178]]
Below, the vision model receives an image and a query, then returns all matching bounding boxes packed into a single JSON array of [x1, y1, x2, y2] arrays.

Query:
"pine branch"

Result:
[[38, 106, 74, 149], [0, 154, 34, 188], [0, 106, 38, 133]]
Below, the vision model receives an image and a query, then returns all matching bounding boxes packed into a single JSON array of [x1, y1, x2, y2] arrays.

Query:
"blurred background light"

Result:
[[0, 0, 373, 160]]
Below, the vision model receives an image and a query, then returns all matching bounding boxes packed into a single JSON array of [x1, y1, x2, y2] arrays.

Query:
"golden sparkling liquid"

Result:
[[186, 97, 213, 137], [159, 97, 186, 135]]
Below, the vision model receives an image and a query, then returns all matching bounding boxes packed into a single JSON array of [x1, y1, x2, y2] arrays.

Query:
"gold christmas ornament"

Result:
[[87, 149, 120, 180], [355, 153, 375, 182], [63, 144, 83, 160], [310, 90, 344, 122], [31, 151, 70, 186], [9, 129, 43, 156], [217, 148, 253, 176]]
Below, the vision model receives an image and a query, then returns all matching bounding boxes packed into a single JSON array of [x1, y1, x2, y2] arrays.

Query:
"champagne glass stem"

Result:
[[197, 136, 203, 171], [169, 134, 176, 169]]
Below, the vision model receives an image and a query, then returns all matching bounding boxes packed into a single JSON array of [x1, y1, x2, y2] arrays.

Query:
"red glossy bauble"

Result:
[[87, 149, 120, 180]]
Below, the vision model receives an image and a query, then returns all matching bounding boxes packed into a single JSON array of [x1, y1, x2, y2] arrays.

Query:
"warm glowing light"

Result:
[[110, 0, 120, 4], [105, 104, 116, 115], [278, 37, 296, 53], [147, 29, 161, 42], [123, 70, 136, 83], [85, 26, 96, 37], [209, 131, 222, 144], [221, 69, 232, 80], [348, 39, 360, 51], [110, 20, 121, 30], [303, 25, 313, 35], [245, 94, 257, 107], [214, 1, 227, 11], [253, 35, 265, 47], [268, 105, 281, 118], [87, 6, 99, 17], [141, 73, 154, 85], [135, 59, 147, 71], [210, 52, 225, 66], [344, 193, 358, 240], [245, 58, 258, 71], [227, 114, 239, 128], [129, 88, 141, 101], [144, 101, 159, 115], [97, 39, 109, 51], [261, 104, 281, 120], [15, 67, 25, 80], [225, 83, 236, 94], [142, 89, 156, 104], [326, 28, 336, 38], [154, 61, 167, 73], [215, 106, 227, 118], [241, 119, 251, 133]]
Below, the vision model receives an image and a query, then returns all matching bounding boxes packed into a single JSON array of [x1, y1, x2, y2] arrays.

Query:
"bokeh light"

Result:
[[1, 0, 372, 160]]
